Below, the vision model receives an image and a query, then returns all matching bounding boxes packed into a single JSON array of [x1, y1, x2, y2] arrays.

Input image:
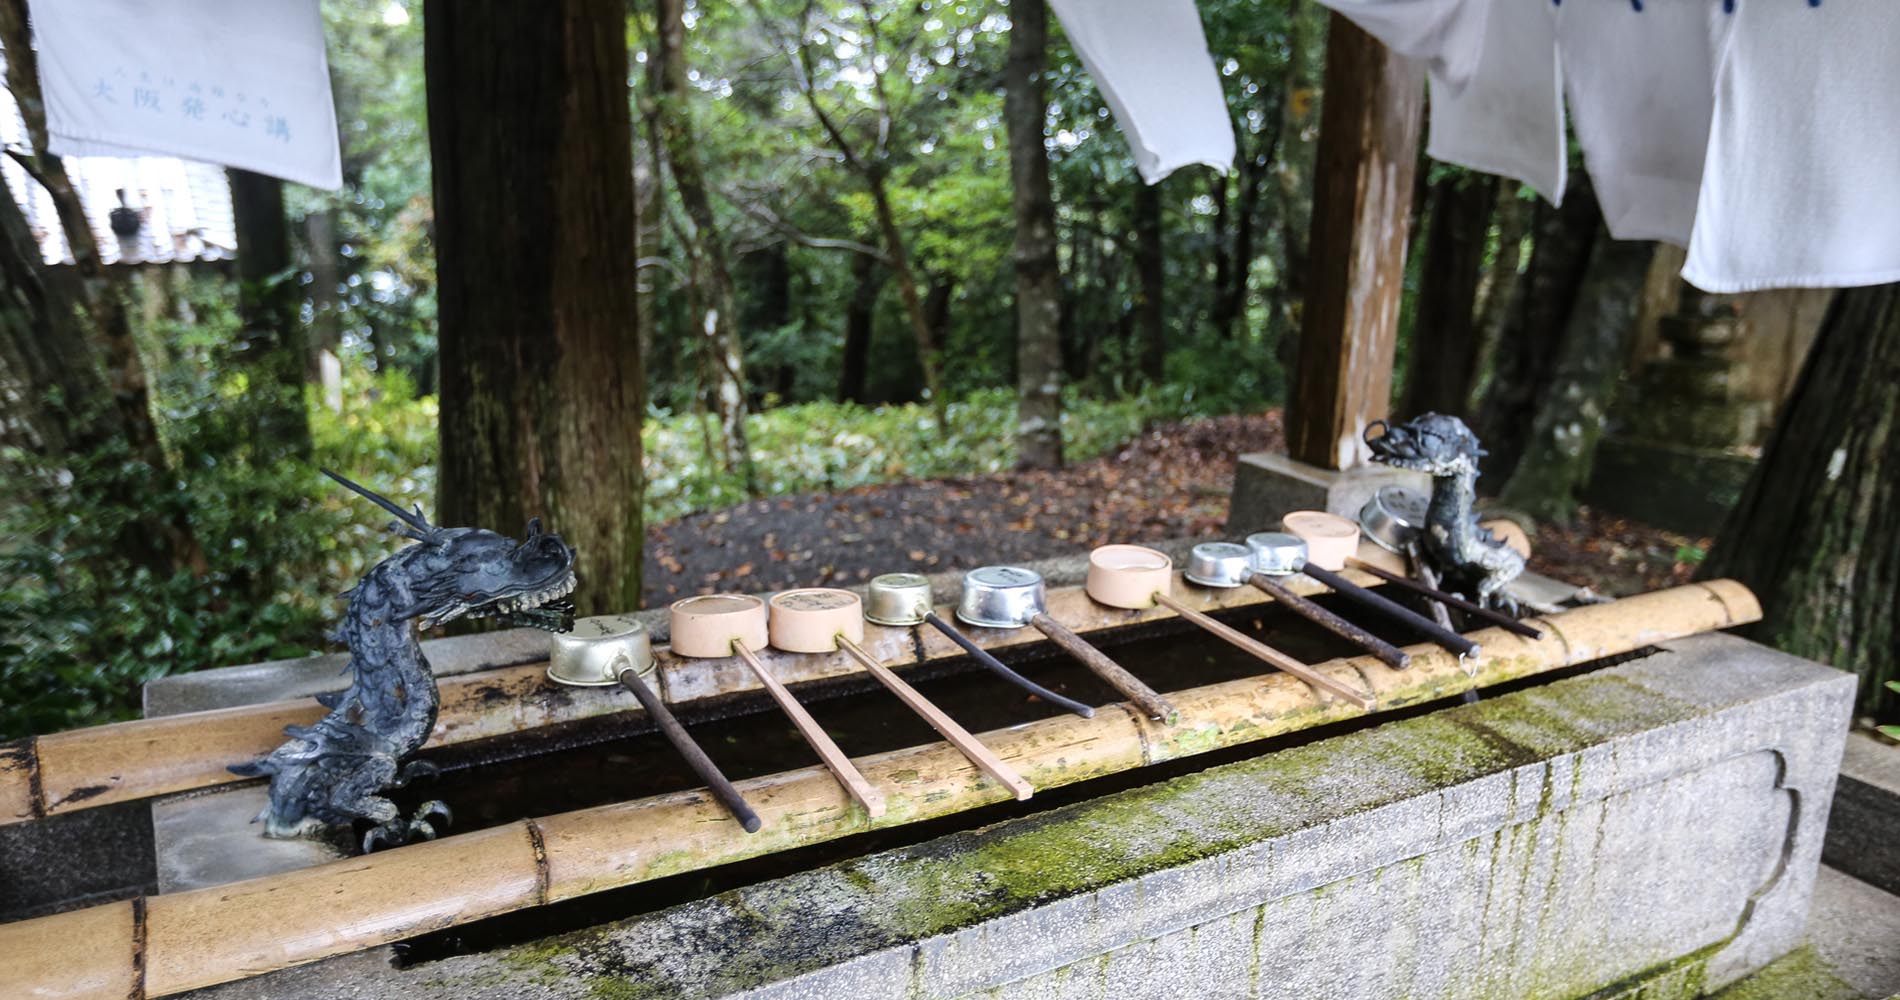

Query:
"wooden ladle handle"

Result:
[[923, 612, 1095, 718], [1299, 564, 1480, 658], [1029, 613, 1177, 724], [1246, 573, 1411, 670], [731, 642, 887, 817], [1151, 593, 1375, 710], [615, 663, 762, 833], [837, 636, 1032, 801]]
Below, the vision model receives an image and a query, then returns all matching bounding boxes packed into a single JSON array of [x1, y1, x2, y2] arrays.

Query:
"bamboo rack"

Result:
[[0, 581, 1760, 1000], [0, 558, 1395, 825]]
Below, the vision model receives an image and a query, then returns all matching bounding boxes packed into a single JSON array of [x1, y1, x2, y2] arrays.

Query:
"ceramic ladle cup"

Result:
[[957, 566, 1177, 723], [1184, 542, 1410, 671], [1255, 516, 1480, 659], [769, 588, 1032, 801], [548, 614, 762, 833], [1087, 545, 1374, 710], [670, 594, 886, 817], [864, 573, 1094, 719]]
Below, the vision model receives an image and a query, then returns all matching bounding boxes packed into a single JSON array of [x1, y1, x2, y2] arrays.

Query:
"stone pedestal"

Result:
[[1588, 297, 1770, 534], [199, 632, 1855, 1000], [1227, 450, 1428, 533]]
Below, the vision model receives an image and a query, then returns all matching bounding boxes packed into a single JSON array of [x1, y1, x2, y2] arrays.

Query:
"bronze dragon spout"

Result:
[[230, 471, 576, 853], [1365, 413, 1527, 611]]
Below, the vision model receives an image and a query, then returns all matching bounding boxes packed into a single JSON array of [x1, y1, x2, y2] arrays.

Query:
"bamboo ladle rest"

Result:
[[769, 588, 1031, 800], [1269, 513, 1481, 659], [957, 566, 1178, 723], [865, 573, 1095, 718], [1181, 541, 1411, 671], [1086, 545, 1376, 709], [669, 594, 887, 817], [546, 615, 761, 833]]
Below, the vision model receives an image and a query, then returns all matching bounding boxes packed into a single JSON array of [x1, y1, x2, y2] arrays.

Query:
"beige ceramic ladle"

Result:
[[669, 594, 886, 817], [769, 588, 1031, 801], [1086, 545, 1375, 709]]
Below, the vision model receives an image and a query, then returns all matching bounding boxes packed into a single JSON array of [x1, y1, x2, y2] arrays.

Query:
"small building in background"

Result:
[[2, 51, 234, 267]]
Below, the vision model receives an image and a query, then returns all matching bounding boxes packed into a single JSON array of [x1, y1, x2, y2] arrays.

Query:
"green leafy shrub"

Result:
[[0, 319, 439, 739]]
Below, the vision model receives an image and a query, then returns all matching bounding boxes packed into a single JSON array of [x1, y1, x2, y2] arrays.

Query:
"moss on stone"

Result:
[[1702, 946, 1860, 1000]]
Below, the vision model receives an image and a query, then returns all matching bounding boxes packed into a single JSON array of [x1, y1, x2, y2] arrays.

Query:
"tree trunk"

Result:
[[426, 0, 646, 614], [1213, 105, 1277, 343], [741, 245, 793, 402], [0, 0, 201, 578], [651, 0, 756, 493], [305, 209, 343, 411], [1006, 0, 1064, 469], [867, 177, 947, 424], [1401, 171, 1495, 419], [1134, 181, 1166, 383], [1207, 173, 1232, 339], [1497, 229, 1654, 523], [1270, 6, 1316, 379], [229, 168, 311, 461], [839, 250, 883, 403], [1702, 282, 1900, 721], [1475, 173, 1600, 490], [1466, 183, 1527, 413], [0, 0, 168, 473]]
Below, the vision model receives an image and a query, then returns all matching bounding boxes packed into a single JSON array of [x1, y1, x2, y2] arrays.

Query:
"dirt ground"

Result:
[[641, 410, 1713, 605]]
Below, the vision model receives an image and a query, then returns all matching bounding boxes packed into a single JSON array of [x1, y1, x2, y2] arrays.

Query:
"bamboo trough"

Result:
[[0, 554, 1406, 826], [0, 581, 1760, 1000]]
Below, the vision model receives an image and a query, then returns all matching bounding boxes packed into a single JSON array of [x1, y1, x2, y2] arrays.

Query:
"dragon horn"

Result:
[[321, 469, 435, 532]]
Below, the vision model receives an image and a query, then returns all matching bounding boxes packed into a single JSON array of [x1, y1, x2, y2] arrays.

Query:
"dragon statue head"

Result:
[[1364, 413, 1486, 479], [327, 471, 578, 632]]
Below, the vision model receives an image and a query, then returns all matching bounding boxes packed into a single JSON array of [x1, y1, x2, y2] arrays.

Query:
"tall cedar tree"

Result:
[[1006, 0, 1063, 469], [426, 0, 646, 614], [1400, 171, 1494, 419], [1704, 282, 1900, 720], [651, 0, 757, 493], [228, 168, 312, 462], [0, 0, 202, 576]]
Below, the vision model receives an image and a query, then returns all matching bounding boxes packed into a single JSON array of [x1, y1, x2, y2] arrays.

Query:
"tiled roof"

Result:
[[3, 51, 236, 266]]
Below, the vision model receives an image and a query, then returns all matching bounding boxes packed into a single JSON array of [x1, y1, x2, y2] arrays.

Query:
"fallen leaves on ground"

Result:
[[643, 411, 1707, 604]]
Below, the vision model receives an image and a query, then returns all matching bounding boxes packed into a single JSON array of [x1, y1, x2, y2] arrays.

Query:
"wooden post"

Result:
[[1287, 14, 1423, 470]]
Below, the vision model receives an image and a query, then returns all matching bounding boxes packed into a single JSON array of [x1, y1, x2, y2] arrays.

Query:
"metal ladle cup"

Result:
[[1086, 545, 1374, 709], [548, 615, 761, 833], [669, 594, 886, 817], [864, 573, 1093, 718], [768, 588, 1031, 800], [957, 566, 1176, 723], [1248, 529, 1479, 659], [1184, 540, 1411, 671]]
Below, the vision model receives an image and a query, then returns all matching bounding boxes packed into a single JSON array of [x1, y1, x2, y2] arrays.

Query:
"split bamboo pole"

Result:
[[0, 559, 1386, 825], [0, 581, 1760, 1000]]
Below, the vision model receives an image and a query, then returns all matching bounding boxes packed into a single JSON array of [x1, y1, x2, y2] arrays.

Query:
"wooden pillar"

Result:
[[1287, 14, 1423, 470]]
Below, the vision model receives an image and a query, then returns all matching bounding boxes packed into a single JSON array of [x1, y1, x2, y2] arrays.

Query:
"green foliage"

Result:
[[643, 385, 1202, 522], [0, 291, 438, 739]]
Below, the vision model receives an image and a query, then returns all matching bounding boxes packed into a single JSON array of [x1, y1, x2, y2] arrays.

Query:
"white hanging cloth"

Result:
[[1684, 0, 1900, 291], [1047, 0, 1236, 184], [1316, 0, 1900, 293], [29, 0, 343, 190]]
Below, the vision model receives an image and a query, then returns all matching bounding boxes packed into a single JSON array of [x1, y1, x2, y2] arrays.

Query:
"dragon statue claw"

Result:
[[230, 471, 576, 850], [1366, 413, 1527, 611]]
